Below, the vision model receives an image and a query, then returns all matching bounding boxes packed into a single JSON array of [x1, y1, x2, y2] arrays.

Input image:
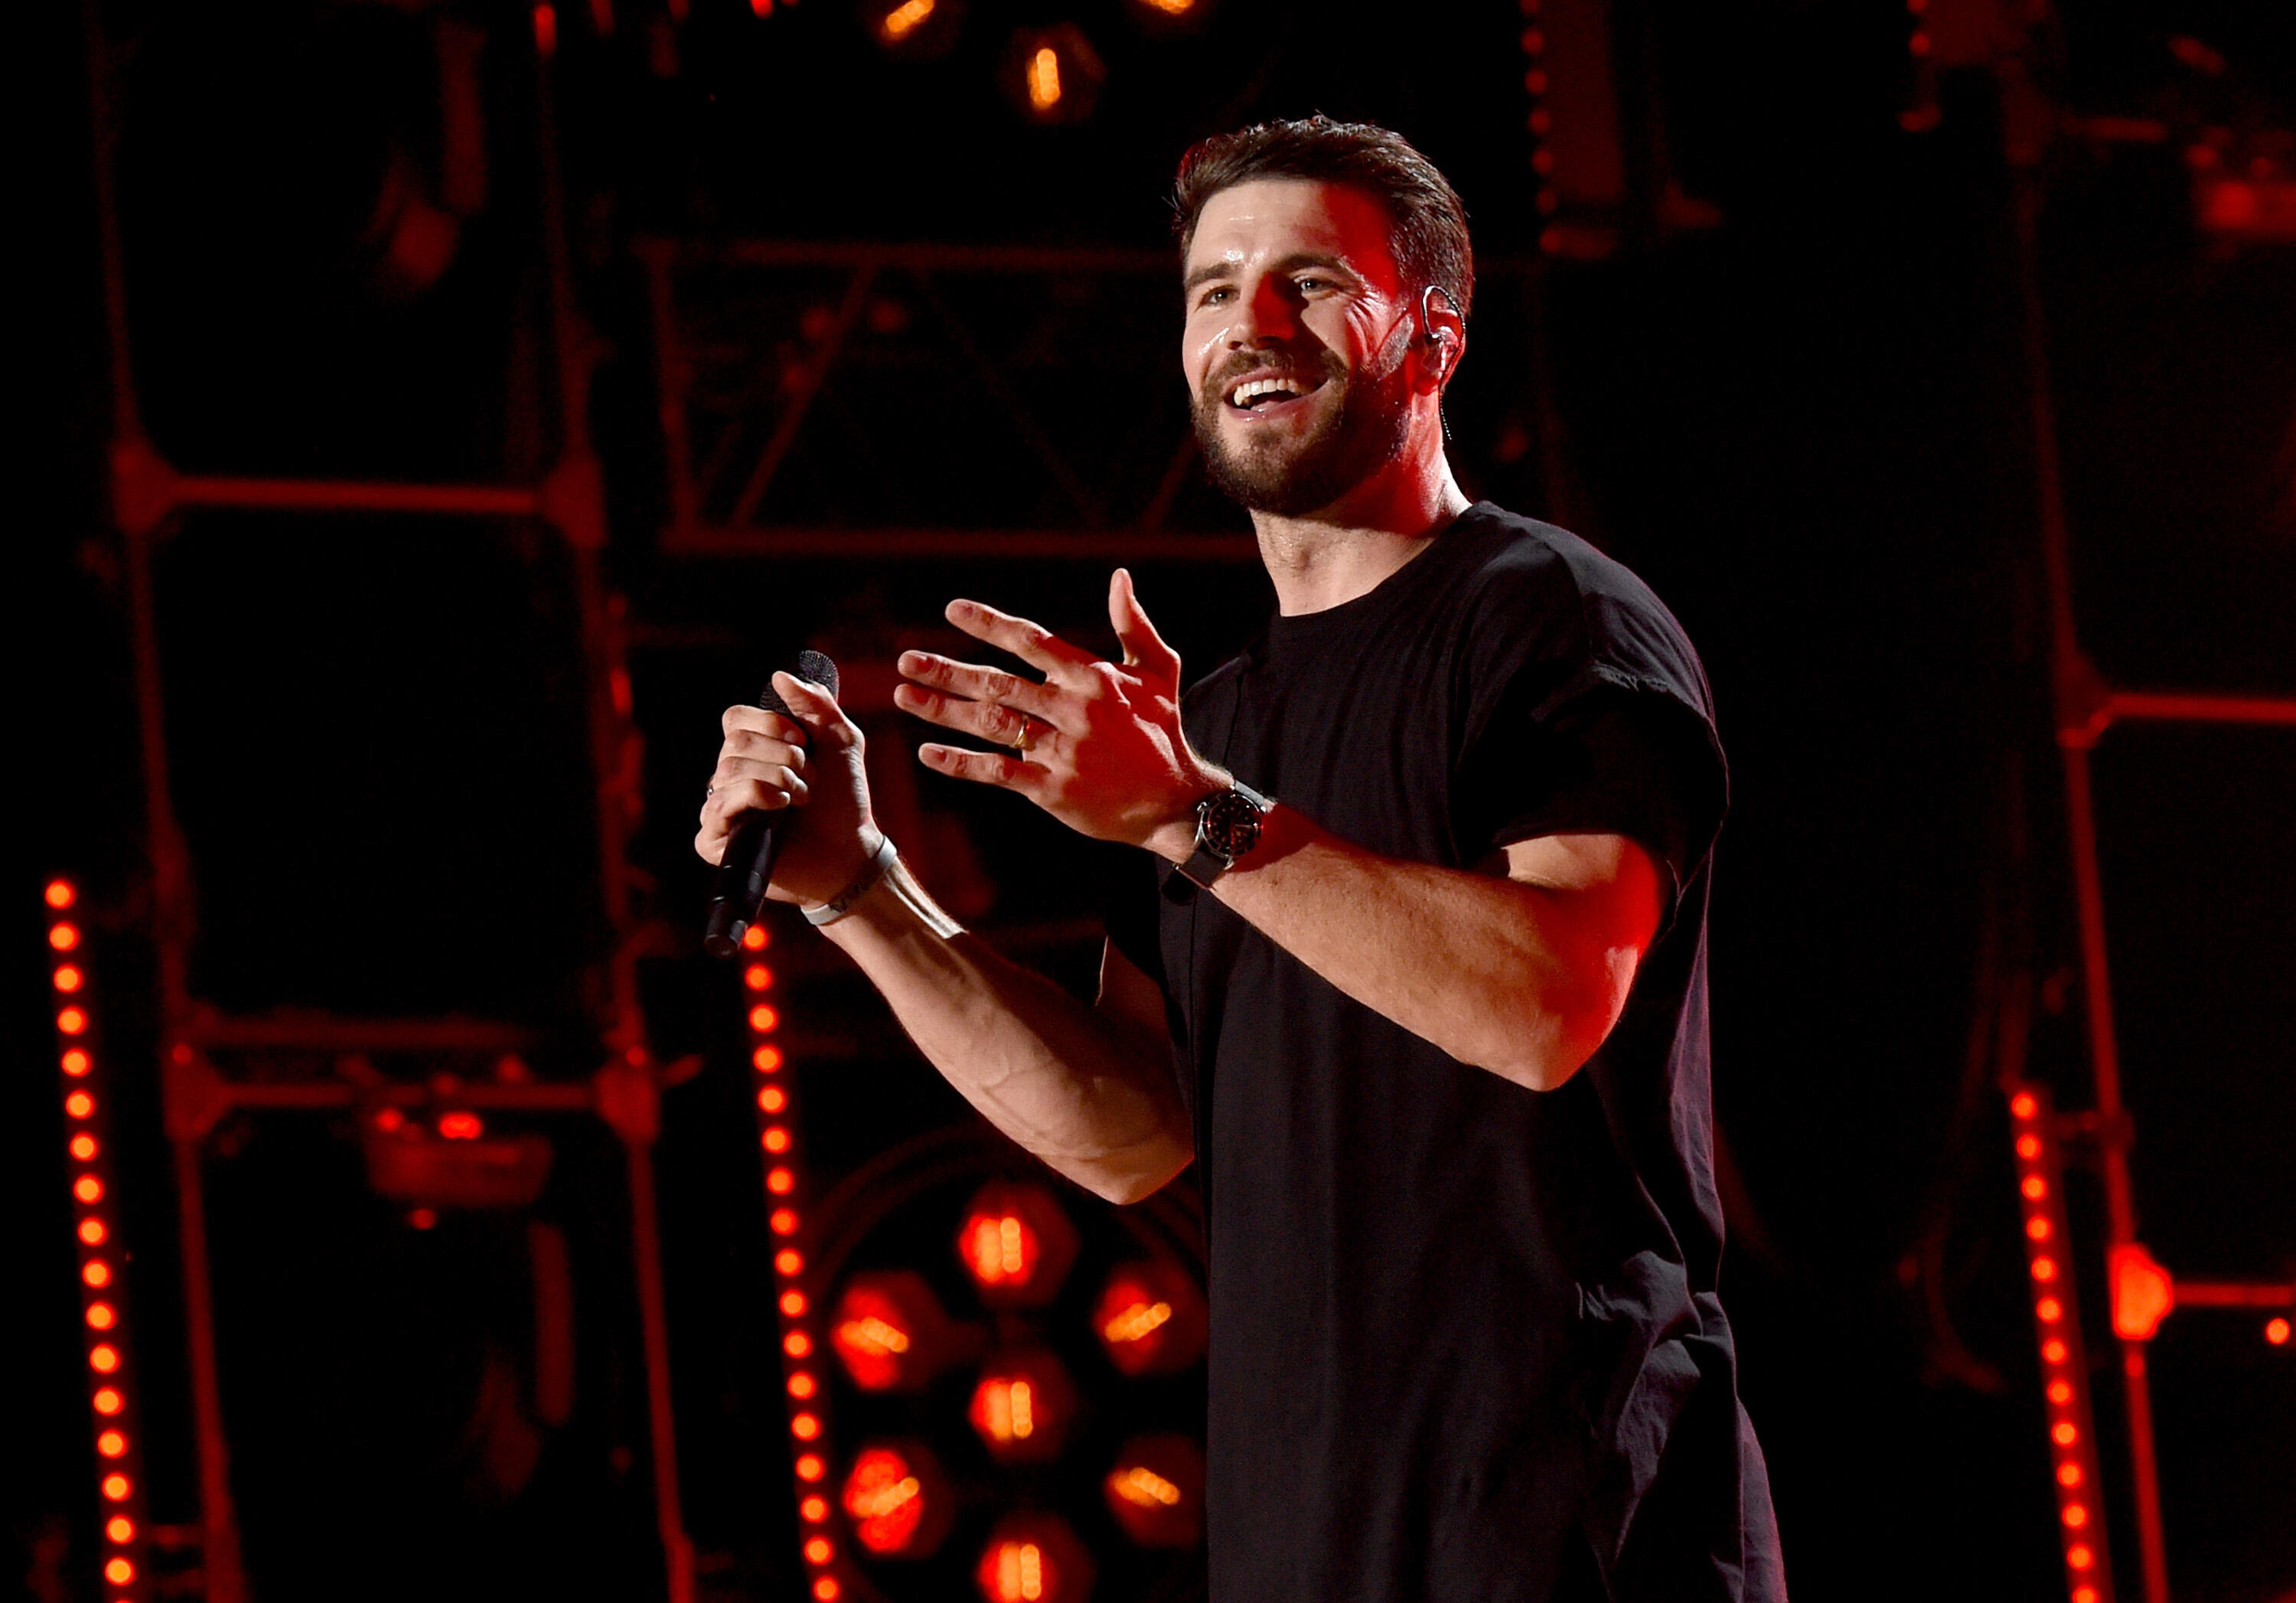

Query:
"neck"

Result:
[[1254, 436, 1472, 615]]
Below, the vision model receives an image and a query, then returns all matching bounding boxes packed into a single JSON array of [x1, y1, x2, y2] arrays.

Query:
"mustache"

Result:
[[1199, 350, 1346, 406]]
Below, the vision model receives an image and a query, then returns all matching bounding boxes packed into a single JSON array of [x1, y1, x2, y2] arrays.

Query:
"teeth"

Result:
[[1229, 376, 1306, 406]]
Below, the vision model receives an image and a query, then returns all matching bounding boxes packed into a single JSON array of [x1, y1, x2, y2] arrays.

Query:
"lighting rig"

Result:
[[47, 878, 155, 1603], [762, 1098, 1210, 1603]]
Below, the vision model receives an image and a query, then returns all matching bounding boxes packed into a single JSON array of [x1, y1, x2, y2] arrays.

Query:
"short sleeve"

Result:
[[1453, 675, 1727, 911]]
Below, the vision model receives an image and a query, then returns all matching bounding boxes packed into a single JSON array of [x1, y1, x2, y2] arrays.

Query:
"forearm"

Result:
[[817, 857, 1191, 1203], [1172, 805, 1645, 1091]]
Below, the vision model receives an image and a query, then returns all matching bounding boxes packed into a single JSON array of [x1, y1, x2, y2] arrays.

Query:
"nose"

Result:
[[1229, 273, 1299, 348]]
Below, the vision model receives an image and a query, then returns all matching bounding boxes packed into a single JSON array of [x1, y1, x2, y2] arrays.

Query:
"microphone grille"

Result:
[[757, 649, 840, 717]]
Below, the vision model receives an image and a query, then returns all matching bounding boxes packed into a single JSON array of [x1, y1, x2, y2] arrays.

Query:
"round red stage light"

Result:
[[1092, 1261, 1208, 1377], [955, 1181, 1078, 1308], [1104, 1432, 1206, 1548], [974, 1512, 1092, 1603], [829, 1271, 958, 1393], [2265, 1317, 2290, 1346], [967, 1350, 1076, 1464], [840, 1440, 954, 1558]]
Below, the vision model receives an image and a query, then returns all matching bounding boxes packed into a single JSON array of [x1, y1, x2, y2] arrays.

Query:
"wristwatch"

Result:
[[1178, 779, 1273, 889]]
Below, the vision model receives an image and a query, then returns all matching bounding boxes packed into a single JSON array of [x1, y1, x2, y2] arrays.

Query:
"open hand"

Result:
[[894, 570, 1219, 861]]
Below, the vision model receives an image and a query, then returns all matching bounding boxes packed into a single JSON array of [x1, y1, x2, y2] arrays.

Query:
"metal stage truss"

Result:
[[81, 11, 694, 1602]]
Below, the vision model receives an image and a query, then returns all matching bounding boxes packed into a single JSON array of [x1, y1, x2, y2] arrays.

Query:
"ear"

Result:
[[1418, 286, 1466, 390]]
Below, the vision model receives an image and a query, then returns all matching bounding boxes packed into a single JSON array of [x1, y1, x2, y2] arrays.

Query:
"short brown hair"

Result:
[[1172, 116, 1474, 322]]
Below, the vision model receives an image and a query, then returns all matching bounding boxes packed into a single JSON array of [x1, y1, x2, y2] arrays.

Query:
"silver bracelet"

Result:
[[803, 834, 899, 926]]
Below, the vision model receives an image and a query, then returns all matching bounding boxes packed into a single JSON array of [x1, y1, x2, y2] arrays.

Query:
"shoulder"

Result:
[[1444, 503, 1714, 726]]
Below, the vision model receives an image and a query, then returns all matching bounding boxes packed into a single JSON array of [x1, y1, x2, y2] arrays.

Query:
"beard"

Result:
[[1192, 324, 1417, 517]]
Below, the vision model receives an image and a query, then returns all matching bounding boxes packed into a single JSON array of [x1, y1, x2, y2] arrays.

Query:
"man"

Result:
[[697, 118, 1783, 1601]]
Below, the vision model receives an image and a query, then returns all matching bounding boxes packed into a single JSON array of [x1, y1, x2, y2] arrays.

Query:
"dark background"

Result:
[[11, 0, 2294, 1599]]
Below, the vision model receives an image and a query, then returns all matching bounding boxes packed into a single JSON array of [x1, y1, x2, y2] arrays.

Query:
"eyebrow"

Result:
[[1182, 251, 1361, 295]]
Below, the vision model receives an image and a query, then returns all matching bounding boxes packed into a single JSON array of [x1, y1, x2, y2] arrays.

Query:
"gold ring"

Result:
[[1012, 714, 1037, 754]]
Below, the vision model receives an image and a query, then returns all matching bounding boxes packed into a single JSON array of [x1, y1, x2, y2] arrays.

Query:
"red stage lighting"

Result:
[[956, 1181, 1078, 1308], [2109, 1242, 2174, 1341], [967, 1349, 1075, 1464], [974, 1511, 1092, 1603], [1103, 1432, 1205, 1548], [829, 1270, 960, 1392], [1003, 24, 1104, 126], [1092, 1260, 1208, 1376], [840, 1440, 954, 1558]]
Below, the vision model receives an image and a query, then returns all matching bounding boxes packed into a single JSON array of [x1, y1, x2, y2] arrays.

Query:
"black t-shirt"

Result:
[[1107, 504, 1783, 1601]]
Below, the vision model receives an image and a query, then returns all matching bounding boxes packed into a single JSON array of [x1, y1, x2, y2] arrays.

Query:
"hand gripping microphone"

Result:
[[703, 649, 839, 959]]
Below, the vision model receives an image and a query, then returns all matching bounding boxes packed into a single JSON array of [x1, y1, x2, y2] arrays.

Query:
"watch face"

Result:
[[1199, 788, 1264, 863]]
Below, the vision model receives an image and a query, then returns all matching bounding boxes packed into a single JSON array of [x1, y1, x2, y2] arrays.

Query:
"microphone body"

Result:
[[703, 650, 838, 958]]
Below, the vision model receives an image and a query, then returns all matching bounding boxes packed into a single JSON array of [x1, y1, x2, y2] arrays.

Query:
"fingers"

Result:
[[917, 742, 1040, 789], [694, 768, 809, 864], [722, 703, 804, 744], [895, 651, 1068, 748], [1108, 568, 1180, 679], [943, 599, 1098, 683], [770, 671, 864, 753]]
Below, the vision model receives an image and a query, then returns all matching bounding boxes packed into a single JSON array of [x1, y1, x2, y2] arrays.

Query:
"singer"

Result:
[[698, 119, 1783, 1602]]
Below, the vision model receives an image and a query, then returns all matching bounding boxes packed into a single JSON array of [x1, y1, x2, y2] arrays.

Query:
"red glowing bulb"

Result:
[[97, 1429, 127, 1458], [71, 1135, 97, 1161], [2110, 1242, 2175, 1341], [771, 1208, 800, 1235], [62, 1049, 90, 1076], [768, 1167, 796, 1195], [105, 1558, 134, 1585], [54, 965, 84, 992], [755, 1045, 784, 1072], [437, 1111, 484, 1141], [102, 1474, 129, 1500], [750, 1004, 780, 1033], [795, 1453, 825, 1481], [90, 1344, 119, 1373], [106, 1515, 134, 1543], [743, 923, 770, 950], [2267, 1317, 2291, 1346], [75, 1177, 104, 1204], [94, 1387, 123, 1415], [51, 922, 81, 951], [745, 964, 775, 990], [764, 1127, 791, 1153], [58, 1007, 89, 1035], [46, 880, 77, 909]]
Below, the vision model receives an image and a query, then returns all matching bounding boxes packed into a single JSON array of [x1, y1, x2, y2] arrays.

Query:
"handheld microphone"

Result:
[[703, 649, 840, 959]]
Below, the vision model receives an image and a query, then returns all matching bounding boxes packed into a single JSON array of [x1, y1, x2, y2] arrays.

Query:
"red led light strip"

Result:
[[741, 926, 843, 1602], [47, 879, 154, 1603], [1517, 0, 1557, 221], [2007, 1082, 2115, 1603]]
